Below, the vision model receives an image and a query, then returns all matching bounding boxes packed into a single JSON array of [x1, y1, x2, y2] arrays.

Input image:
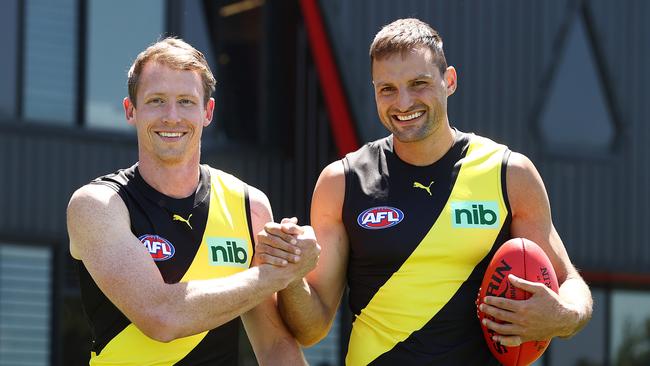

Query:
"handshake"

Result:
[[254, 217, 321, 288]]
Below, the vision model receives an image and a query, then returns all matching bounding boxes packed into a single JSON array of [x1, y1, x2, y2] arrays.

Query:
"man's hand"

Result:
[[255, 217, 321, 283], [254, 217, 303, 267], [479, 274, 579, 346]]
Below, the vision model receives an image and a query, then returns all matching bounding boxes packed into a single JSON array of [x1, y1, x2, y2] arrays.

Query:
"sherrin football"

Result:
[[477, 238, 559, 366]]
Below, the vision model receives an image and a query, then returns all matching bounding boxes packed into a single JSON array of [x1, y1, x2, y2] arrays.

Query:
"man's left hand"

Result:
[[479, 274, 579, 346]]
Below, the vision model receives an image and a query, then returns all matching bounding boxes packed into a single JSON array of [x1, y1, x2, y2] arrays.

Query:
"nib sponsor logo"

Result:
[[207, 238, 250, 268], [139, 234, 175, 261], [451, 201, 499, 229]]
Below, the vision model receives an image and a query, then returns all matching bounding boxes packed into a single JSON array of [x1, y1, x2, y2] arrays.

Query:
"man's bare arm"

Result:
[[240, 186, 309, 365], [480, 153, 593, 345], [68, 184, 303, 342], [257, 161, 349, 345]]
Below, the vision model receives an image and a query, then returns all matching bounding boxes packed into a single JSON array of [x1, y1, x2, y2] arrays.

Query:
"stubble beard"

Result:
[[389, 109, 439, 144]]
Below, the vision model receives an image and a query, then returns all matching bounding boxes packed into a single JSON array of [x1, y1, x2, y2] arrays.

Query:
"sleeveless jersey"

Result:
[[342, 131, 511, 365], [77, 164, 254, 366]]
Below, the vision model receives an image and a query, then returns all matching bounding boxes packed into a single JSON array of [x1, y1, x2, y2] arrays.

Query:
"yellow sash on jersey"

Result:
[[91, 168, 253, 366], [346, 136, 509, 366]]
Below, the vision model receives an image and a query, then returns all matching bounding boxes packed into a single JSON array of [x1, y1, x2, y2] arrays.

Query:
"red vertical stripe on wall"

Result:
[[299, 0, 360, 157]]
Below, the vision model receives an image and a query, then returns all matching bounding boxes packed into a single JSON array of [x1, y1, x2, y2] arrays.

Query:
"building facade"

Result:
[[0, 1, 648, 365]]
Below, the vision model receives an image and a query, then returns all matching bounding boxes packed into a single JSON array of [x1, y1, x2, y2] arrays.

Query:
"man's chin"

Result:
[[154, 151, 186, 165], [392, 131, 428, 144]]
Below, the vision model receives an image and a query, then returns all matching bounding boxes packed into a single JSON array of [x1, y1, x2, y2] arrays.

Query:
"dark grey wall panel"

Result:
[[319, 0, 649, 274], [0, 125, 137, 243], [0, 0, 18, 118]]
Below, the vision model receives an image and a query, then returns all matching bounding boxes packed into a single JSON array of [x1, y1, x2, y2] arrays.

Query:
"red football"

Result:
[[477, 238, 559, 366]]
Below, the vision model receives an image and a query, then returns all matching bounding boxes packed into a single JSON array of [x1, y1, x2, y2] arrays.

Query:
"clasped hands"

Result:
[[255, 217, 321, 282]]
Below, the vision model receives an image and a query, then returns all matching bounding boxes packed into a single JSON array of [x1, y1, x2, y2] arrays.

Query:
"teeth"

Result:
[[395, 111, 424, 121], [158, 132, 183, 137]]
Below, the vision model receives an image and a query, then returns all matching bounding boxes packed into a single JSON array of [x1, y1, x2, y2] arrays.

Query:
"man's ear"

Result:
[[124, 97, 136, 126], [203, 97, 215, 127], [444, 66, 457, 96]]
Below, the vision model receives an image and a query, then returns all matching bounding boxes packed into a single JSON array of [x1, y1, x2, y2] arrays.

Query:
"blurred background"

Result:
[[0, 0, 648, 365]]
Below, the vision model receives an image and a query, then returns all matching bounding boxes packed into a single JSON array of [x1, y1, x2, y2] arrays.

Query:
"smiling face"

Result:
[[372, 46, 454, 144], [124, 61, 214, 165]]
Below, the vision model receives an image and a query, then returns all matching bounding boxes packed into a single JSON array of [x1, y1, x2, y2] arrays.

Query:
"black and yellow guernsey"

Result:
[[342, 130, 511, 365], [77, 164, 254, 366]]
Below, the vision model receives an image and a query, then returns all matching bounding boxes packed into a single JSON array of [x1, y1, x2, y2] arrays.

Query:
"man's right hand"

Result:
[[255, 218, 321, 284]]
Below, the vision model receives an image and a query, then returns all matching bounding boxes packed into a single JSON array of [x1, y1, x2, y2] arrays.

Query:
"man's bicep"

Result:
[[67, 185, 167, 320], [307, 161, 349, 313], [68, 185, 131, 259], [248, 185, 274, 235], [507, 153, 577, 283]]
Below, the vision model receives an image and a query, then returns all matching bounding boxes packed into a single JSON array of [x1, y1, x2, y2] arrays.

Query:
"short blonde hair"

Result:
[[369, 18, 447, 75], [127, 37, 216, 107]]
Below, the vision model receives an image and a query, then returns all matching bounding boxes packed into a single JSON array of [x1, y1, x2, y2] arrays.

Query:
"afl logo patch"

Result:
[[357, 206, 404, 230], [139, 234, 175, 261]]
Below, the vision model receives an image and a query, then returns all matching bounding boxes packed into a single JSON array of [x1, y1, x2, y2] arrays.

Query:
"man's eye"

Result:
[[179, 99, 195, 106], [148, 98, 163, 105]]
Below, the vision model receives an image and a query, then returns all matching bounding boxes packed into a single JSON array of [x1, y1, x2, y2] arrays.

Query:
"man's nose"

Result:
[[395, 89, 413, 111], [163, 102, 181, 123]]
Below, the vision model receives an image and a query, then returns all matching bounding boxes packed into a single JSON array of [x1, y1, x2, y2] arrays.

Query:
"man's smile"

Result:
[[393, 111, 424, 122]]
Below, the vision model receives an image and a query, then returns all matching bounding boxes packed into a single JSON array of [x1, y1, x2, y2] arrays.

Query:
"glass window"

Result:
[[549, 288, 606, 365], [0, 243, 52, 366], [85, 0, 164, 130], [23, 0, 77, 125], [181, 0, 216, 70], [0, 0, 19, 119], [611, 289, 650, 365], [539, 12, 615, 154], [210, 0, 263, 145]]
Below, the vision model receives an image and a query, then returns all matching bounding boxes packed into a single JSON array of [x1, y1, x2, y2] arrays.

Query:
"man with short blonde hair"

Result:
[[68, 37, 318, 365]]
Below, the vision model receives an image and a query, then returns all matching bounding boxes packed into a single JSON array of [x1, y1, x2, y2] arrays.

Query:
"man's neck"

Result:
[[137, 155, 201, 199], [393, 125, 456, 167]]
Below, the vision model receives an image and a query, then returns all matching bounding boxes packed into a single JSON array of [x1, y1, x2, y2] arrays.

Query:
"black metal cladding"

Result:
[[0, 124, 138, 242], [0, 0, 647, 283], [0, 2, 647, 365], [318, 0, 650, 275]]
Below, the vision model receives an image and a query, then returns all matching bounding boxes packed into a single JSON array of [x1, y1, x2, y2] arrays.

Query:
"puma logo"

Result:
[[172, 214, 193, 230], [413, 181, 434, 196]]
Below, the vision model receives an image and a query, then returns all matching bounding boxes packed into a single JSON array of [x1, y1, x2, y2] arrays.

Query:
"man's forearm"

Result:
[[152, 265, 288, 341], [255, 336, 307, 366], [558, 276, 593, 338], [277, 279, 334, 346]]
